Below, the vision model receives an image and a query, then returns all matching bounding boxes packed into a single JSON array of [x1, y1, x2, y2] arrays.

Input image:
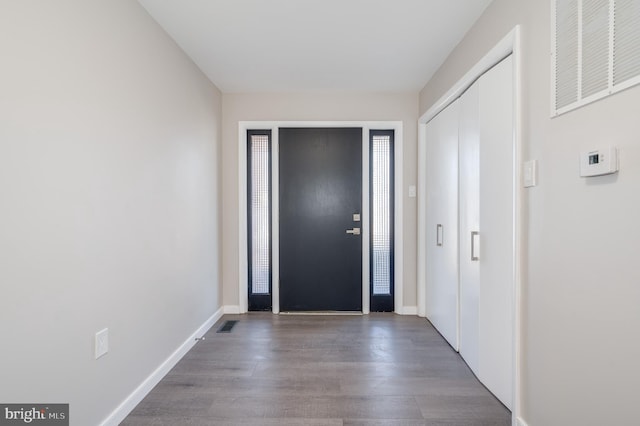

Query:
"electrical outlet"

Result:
[[95, 328, 109, 359], [523, 160, 537, 188]]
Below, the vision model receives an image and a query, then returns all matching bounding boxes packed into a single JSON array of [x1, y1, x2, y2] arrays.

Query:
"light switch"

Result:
[[523, 160, 537, 188], [408, 185, 417, 198]]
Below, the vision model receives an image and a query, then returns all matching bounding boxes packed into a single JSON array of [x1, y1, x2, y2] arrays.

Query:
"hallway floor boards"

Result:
[[122, 313, 510, 425]]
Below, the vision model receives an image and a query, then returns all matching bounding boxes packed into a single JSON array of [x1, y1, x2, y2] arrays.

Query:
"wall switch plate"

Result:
[[95, 328, 109, 359], [523, 160, 537, 188], [408, 185, 417, 198]]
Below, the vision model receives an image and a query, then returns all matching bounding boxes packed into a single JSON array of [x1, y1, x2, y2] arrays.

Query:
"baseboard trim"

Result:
[[223, 305, 241, 314], [223, 304, 418, 316], [98, 306, 224, 426], [516, 417, 529, 426], [279, 311, 363, 316], [397, 306, 418, 315]]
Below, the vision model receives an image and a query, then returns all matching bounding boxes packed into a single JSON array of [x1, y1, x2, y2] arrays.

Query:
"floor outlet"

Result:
[[95, 328, 109, 359]]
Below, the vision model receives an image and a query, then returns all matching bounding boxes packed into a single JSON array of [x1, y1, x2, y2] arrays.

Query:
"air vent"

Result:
[[555, 0, 579, 109], [614, 0, 640, 85], [552, 0, 640, 115], [581, 0, 609, 98], [217, 320, 238, 333]]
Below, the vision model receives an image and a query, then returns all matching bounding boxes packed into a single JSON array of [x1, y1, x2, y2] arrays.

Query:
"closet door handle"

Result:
[[436, 224, 443, 246], [471, 231, 479, 261]]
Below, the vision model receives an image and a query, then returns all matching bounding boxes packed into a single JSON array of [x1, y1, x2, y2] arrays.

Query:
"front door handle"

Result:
[[346, 227, 361, 235]]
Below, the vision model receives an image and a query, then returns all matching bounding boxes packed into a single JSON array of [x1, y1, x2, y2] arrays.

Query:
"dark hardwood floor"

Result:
[[122, 313, 510, 425]]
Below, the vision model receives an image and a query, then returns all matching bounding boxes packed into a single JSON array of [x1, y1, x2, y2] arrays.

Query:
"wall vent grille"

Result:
[[552, 0, 640, 115]]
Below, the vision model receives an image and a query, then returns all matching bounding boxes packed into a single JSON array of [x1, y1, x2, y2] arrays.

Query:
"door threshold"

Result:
[[279, 311, 363, 316]]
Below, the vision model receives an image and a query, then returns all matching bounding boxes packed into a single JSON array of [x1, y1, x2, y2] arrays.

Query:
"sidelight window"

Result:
[[247, 130, 272, 310], [370, 130, 394, 311]]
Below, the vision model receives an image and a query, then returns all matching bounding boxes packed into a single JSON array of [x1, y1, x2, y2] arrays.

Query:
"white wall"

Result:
[[222, 92, 419, 311], [0, 1, 222, 425], [420, 1, 640, 424]]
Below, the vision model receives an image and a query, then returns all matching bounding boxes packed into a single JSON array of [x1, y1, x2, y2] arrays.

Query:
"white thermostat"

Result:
[[580, 146, 619, 177]]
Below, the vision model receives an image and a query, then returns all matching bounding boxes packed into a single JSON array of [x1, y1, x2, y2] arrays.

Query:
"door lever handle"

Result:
[[346, 227, 361, 235]]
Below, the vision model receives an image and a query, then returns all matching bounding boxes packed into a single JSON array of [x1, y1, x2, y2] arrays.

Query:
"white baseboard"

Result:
[[397, 306, 418, 315], [98, 306, 224, 426], [516, 417, 529, 426], [223, 305, 417, 316], [223, 305, 241, 314]]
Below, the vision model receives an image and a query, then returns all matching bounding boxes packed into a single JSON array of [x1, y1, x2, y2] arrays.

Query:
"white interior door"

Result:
[[425, 99, 459, 350], [478, 55, 514, 410], [458, 81, 480, 374], [424, 56, 514, 409]]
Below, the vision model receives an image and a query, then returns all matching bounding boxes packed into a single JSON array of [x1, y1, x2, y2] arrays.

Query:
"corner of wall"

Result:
[[398, 306, 418, 315], [223, 305, 242, 314], [98, 308, 224, 426]]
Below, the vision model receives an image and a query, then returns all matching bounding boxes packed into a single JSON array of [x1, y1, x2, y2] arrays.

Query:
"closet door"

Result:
[[425, 99, 459, 350], [478, 55, 514, 409], [458, 81, 480, 374]]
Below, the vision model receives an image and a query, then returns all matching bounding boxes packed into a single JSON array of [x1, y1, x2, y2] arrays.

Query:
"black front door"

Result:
[[279, 128, 362, 311]]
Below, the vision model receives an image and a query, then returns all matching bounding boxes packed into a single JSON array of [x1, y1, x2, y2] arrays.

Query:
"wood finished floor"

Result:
[[122, 314, 510, 426]]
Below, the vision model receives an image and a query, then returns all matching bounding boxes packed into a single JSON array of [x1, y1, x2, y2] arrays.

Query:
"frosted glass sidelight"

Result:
[[249, 134, 270, 295], [371, 134, 392, 295]]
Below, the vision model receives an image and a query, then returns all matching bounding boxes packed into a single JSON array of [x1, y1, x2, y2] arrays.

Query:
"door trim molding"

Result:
[[417, 26, 523, 424], [238, 121, 403, 315]]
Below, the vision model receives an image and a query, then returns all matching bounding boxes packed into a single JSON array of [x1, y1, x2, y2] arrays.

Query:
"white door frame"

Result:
[[239, 121, 403, 315], [417, 26, 523, 424]]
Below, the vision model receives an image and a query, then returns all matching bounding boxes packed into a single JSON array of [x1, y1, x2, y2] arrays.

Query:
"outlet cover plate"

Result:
[[95, 328, 109, 359], [523, 160, 537, 188]]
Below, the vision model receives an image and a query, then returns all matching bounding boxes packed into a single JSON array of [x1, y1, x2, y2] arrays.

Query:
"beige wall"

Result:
[[0, 1, 222, 425], [222, 92, 419, 310], [420, 0, 640, 424]]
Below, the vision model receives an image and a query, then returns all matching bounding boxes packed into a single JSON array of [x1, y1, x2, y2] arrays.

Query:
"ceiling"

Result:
[[137, 0, 492, 93]]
